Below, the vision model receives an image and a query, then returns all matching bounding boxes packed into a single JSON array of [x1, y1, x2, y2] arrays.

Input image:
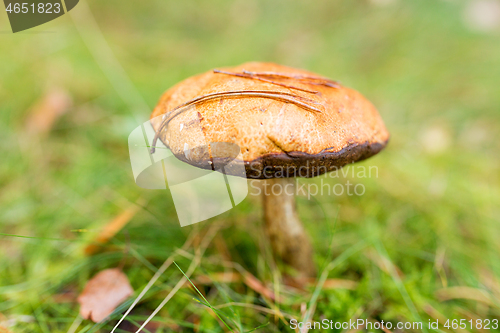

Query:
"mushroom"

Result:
[[150, 62, 389, 277]]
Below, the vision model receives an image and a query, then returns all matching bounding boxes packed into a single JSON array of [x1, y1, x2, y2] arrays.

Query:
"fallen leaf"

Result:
[[84, 199, 144, 255], [436, 286, 495, 307], [24, 89, 72, 136], [77, 268, 134, 322]]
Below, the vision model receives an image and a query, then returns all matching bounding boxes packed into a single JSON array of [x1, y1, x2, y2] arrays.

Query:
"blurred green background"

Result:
[[1, 0, 500, 332]]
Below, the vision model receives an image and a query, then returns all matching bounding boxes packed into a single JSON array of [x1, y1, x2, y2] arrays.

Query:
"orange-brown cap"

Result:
[[150, 62, 389, 179]]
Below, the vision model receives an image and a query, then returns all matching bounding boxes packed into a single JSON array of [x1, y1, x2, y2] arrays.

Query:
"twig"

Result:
[[213, 69, 319, 94], [242, 70, 341, 88], [150, 90, 322, 154]]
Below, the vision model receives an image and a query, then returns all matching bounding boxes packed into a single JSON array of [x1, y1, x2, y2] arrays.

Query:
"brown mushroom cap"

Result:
[[150, 62, 389, 179]]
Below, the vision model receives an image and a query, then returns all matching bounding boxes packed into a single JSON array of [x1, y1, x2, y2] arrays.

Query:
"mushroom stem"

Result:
[[262, 178, 316, 277]]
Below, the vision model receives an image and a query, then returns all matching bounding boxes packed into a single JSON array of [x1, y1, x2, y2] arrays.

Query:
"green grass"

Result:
[[1, 0, 500, 332]]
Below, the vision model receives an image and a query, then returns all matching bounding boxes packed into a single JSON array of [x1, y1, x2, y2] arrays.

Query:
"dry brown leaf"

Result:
[[24, 89, 72, 136], [436, 286, 495, 307], [77, 268, 134, 323], [84, 199, 144, 255]]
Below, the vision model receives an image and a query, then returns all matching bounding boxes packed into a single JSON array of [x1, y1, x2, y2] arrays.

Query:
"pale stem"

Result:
[[262, 178, 316, 277]]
